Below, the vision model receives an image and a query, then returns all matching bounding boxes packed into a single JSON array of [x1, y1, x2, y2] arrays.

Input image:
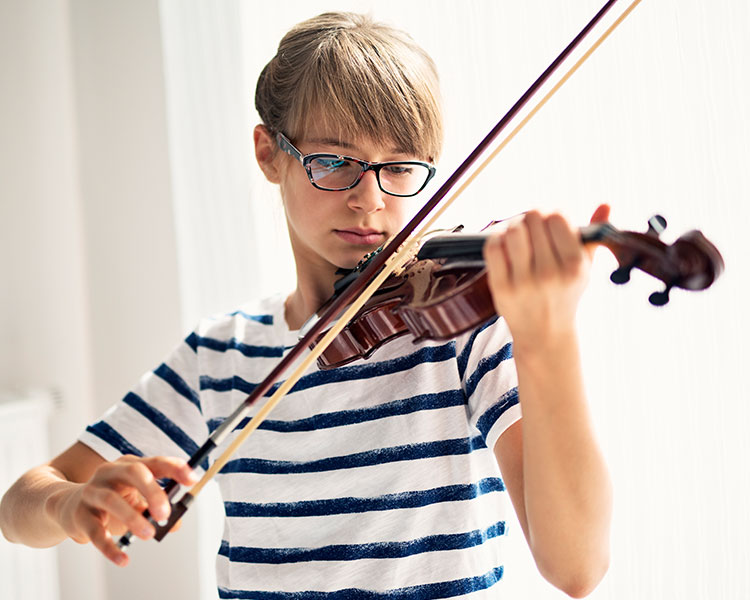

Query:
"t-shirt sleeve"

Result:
[[78, 331, 210, 472], [456, 316, 521, 451]]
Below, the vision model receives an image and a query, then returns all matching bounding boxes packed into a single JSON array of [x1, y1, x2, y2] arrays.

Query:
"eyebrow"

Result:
[[308, 137, 352, 148]]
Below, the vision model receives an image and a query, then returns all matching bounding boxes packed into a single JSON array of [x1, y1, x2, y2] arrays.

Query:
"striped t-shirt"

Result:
[[79, 294, 521, 599]]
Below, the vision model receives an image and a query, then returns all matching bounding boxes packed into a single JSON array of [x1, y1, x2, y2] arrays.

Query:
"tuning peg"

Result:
[[647, 215, 667, 237], [610, 265, 633, 284], [648, 284, 672, 306], [610, 257, 642, 284]]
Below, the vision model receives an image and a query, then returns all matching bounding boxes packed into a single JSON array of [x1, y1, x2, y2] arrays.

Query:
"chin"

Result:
[[333, 257, 361, 272], [338, 248, 378, 271]]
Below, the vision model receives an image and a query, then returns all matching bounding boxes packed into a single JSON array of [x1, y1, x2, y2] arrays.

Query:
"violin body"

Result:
[[315, 255, 494, 369]]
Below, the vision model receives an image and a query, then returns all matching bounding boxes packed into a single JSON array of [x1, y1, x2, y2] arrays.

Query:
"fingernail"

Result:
[[115, 554, 127, 566], [155, 504, 170, 521]]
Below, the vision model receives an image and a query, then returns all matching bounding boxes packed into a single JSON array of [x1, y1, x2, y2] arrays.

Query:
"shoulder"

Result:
[[189, 294, 289, 349], [453, 316, 514, 379]]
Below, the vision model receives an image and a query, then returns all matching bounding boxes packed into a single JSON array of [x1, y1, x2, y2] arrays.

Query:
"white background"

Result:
[[1, 1, 748, 599]]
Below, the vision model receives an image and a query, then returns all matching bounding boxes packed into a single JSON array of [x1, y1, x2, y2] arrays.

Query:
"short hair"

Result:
[[255, 12, 443, 163]]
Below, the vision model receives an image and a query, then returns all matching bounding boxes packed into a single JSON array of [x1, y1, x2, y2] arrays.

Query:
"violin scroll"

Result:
[[581, 215, 725, 306]]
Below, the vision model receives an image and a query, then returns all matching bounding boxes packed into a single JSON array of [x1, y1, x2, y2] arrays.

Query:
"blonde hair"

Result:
[[255, 12, 443, 163]]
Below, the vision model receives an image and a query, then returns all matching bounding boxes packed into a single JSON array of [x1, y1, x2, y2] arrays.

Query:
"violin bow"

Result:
[[118, 0, 642, 547]]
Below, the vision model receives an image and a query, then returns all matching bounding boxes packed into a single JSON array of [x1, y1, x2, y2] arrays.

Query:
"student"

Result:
[[0, 12, 612, 599]]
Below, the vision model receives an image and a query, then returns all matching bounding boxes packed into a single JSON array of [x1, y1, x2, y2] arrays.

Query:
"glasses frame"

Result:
[[276, 132, 436, 198]]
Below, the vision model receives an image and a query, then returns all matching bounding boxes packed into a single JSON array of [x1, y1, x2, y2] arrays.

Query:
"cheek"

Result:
[[281, 180, 333, 232], [391, 198, 419, 227]]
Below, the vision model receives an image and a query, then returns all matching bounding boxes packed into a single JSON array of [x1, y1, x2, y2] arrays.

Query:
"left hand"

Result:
[[483, 204, 610, 353]]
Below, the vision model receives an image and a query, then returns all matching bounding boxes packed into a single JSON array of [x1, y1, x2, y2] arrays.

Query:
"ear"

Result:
[[254, 124, 281, 184]]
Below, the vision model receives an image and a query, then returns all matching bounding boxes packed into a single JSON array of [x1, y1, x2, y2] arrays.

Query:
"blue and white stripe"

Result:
[[80, 293, 520, 597]]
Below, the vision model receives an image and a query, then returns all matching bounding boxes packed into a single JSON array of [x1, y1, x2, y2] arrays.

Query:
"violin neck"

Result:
[[579, 222, 617, 244], [417, 223, 615, 263]]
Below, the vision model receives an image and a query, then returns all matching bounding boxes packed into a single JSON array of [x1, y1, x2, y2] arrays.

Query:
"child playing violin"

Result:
[[0, 12, 611, 599]]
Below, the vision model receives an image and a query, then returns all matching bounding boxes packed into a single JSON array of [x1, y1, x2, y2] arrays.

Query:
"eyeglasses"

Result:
[[276, 132, 436, 197]]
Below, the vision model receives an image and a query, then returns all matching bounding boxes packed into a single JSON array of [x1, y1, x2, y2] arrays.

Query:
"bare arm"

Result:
[[484, 207, 613, 597], [495, 334, 612, 598], [0, 442, 103, 547], [0, 441, 196, 566]]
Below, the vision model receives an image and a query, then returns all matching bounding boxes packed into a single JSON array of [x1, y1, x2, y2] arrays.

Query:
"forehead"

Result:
[[304, 134, 405, 157], [299, 117, 406, 156]]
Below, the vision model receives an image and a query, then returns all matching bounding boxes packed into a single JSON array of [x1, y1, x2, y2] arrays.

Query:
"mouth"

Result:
[[334, 228, 385, 246]]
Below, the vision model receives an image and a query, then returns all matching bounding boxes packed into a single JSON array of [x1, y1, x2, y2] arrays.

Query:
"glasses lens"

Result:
[[378, 163, 432, 196], [307, 156, 432, 196], [308, 157, 361, 190]]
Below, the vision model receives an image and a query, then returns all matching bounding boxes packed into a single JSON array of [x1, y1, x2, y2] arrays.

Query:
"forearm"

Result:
[[0, 464, 79, 547], [514, 328, 612, 593]]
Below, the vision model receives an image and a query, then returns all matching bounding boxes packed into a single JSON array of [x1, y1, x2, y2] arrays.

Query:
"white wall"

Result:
[[1, 1, 201, 599], [67, 2, 209, 599], [0, 0, 104, 598]]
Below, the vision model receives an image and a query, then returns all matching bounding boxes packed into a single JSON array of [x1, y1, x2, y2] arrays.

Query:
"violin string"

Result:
[[159, 0, 645, 521]]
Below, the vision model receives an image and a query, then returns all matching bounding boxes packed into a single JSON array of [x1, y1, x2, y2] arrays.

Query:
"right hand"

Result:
[[52, 455, 197, 566]]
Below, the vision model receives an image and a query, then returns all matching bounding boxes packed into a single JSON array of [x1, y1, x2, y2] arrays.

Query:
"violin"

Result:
[[312, 215, 724, 369]]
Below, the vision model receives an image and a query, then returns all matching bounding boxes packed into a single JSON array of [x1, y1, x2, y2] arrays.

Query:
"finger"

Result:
[[589, 203, 611, 224], [87, 521, 129, 567], [502, 222, 532, 284], [546, 214, 583, 276], [483, 232, 510, 289], [106, 518, 129, 537], [523, 211, 558, 276], [120, 488, 148, 512], [115, 458, 196, 522], [105, 461, 172, 523], [586, 203, 611, 260], [83, 486, 157, 540], [139, 456, 199, 488]]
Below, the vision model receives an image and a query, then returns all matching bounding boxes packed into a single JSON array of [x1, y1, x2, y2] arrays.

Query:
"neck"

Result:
[[284, 261, 339, 331]]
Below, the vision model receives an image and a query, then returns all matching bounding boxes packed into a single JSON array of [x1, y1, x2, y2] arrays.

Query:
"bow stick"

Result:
[[118, 0, 641, 548]]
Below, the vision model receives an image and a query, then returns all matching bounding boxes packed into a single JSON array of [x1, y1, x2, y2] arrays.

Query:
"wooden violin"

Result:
[[312, 215, 724, 369]]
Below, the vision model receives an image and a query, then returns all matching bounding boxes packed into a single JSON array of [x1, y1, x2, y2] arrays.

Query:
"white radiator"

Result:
[[0, 388, 60, 600]]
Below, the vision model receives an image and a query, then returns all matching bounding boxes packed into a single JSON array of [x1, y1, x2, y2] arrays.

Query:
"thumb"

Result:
[[590, 203, 610, 224], [585, 203, 611, 260]]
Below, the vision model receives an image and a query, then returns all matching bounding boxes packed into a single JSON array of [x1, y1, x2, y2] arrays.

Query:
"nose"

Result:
[[346, 170, 386, 214]]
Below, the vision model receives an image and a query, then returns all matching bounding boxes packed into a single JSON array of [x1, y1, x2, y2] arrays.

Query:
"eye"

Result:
[[383, 164, 414, 176], [315, 157, 348, 172]]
